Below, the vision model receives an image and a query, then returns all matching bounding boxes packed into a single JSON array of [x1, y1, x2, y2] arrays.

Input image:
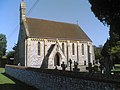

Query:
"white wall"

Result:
[[26, 38, 94, 69]]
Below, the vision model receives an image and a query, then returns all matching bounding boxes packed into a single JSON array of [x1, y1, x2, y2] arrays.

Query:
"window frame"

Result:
[[82, 44, 84, 55], [38, 42, 40, 55], [62, 43, 64, 54], [72, 43, 75, 55]]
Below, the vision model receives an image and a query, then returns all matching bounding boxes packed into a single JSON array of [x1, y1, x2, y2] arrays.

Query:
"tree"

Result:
[[88, 0, 120, 74], [0, 33, 7, 58], [110, 41, 120, 64], [89, 0, 120, 26], [0, 51, 3, 59], [101, 39, 112, 75], [7, 51, 15, 59], [6, 50, 15, 65], [94, 45, 103, 60]]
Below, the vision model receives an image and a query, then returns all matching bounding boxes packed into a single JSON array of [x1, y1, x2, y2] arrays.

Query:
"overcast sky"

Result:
[[0, 0, 109, 51]]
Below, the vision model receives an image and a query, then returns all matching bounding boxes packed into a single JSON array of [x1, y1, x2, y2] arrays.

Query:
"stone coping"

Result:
[[5, 64, 120, 84]]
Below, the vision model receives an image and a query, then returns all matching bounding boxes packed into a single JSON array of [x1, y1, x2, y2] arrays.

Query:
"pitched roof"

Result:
[[25, 17, 91, 41]]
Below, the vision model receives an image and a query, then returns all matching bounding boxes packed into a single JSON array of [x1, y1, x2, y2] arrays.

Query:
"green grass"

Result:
[[115, 64, 120, 67], [111, 64, 120, 72], [112, 64, 120, 72], [0, 68, 5, 73], [0, 74, 15, 84], [0, 68, 15, 84], [0, 68, 37, 90], [112, 68, 120, 72]]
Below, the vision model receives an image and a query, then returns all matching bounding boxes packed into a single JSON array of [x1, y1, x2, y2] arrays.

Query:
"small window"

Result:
[[62, 43, 64, 54], [82, 44, 84, 55], [72, 43, 75, 55], [38, 42, 40, 55]]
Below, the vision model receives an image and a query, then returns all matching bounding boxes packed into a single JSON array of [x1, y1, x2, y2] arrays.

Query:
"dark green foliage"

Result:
[[94, 45, 103, 60], [89, 0, 120, 35], [0, 34, 7, 58], [110, 41, 120, 64], [6, 51, 15, 65], [89, 0, 120, 26], [101, 39, 111, 56], [101, 30, 120, 64], [7, 51, 15, 59], [0, 51, 3, 58], [89, 0, 120, 74]]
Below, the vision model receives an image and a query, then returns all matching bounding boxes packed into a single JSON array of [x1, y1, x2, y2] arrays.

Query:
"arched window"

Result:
[[54, 53, 60, 66], [82, 44, 84, 55], [38, 42, 40, 55], [62, 43, 64, 54], [72, 43, 75, 55]]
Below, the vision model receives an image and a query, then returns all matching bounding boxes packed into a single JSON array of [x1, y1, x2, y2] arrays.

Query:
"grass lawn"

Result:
[[114, 64, 120, 71], [0, 68, 5, 73], [115, 64, 120, 67], [112, 68, 120, 72], [0, 68, 37, 90], [111, 64, 120, 75], [0, 74, 15, 84], [0, 68, 15, 84]]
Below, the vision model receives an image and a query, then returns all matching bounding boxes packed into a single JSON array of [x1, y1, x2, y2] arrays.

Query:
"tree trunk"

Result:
[[104, 56, 111, 76]]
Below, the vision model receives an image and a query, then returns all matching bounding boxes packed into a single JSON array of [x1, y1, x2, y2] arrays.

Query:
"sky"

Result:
[[0, 0, 109, 51]]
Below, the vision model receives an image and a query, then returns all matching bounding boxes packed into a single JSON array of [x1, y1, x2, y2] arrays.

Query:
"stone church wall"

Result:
[[17, 25, 26, 66], [25, 38, 94, 69], [5, 65, 120, 90], [26, 38, 43, 68]]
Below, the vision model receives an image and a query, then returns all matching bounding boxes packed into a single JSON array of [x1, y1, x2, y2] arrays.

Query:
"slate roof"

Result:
[[25, 17, 91, 41]]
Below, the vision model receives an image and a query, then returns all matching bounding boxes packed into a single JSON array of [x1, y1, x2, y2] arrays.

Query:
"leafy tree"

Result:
[[6, 50, 15, 65], [88, 0, 120, 74], [94, 45, 103, 60], [0, 34, 7, 58], [110, 41, 120, 64], [89, 0, 120, 26], [7, 51, 15, 59], [101, 39, 112, 75], [88, 0, 120, 39], [0, 51, 3, 59], [94, 45, 104, 73]]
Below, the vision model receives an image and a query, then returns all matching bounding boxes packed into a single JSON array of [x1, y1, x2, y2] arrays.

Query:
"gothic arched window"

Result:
[[82, 44, 84, 55], [62, 43, 64, 54], [54, 53, 60, 66], [72, 43, 75, 55], [38, 42, 40, 55]]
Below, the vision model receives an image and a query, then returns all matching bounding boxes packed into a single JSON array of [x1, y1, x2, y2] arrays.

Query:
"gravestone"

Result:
[[61, 61, 67, 71], [88, 63, 93, 73], [54, 65, 58, 70], [69, 59, 72, 71], [73, 61, 80, 72]]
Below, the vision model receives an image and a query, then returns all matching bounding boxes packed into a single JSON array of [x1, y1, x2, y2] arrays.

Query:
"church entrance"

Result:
[[54, 53, 60, 66]]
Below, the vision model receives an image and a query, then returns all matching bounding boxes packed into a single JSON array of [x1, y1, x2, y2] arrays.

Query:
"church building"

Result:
[[14, 1, 95, 69]]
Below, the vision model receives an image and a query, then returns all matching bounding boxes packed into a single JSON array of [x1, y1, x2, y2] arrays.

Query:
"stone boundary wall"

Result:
[[5, 65, 120, 90]]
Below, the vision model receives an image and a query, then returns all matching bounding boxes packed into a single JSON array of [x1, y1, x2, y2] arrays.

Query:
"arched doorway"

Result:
[[54, 53, 60, 66]]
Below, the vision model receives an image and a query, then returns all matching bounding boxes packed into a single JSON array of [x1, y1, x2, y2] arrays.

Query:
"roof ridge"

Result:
[[26, 17, 78, 26]]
